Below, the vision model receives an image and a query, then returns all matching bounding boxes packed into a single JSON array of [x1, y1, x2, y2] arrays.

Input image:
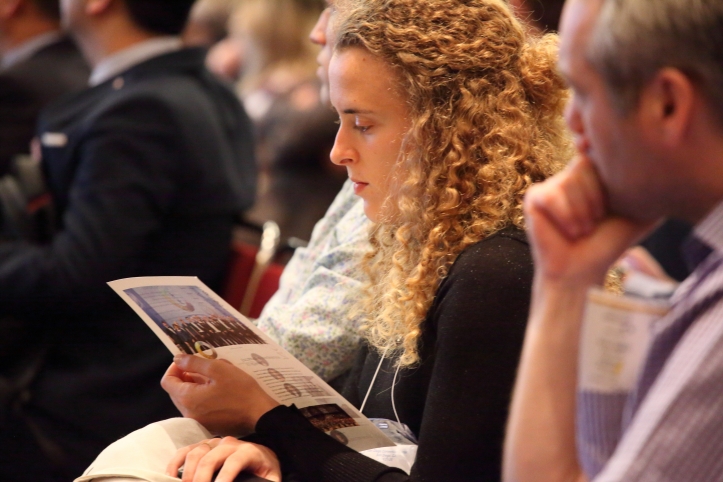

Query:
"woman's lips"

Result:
[[352, 181, 368, 195]]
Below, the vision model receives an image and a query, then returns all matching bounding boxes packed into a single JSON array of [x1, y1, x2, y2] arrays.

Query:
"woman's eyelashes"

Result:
[[334, 114, 372, 133], [353, 116, 372, 133]]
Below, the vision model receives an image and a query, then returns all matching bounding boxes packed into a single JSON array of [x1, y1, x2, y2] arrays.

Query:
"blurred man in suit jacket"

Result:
[[0, 0, 256, 480], [0, 0, 88, 174]]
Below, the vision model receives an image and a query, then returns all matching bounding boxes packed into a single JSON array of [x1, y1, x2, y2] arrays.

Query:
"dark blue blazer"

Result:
[[0, 47, 255, 476]]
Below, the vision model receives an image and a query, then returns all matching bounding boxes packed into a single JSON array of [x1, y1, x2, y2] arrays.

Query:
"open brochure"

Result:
[[108, 276, 394, 453]]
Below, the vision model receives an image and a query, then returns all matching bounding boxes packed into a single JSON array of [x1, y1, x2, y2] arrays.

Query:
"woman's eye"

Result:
[[354, 124, 371, 133]]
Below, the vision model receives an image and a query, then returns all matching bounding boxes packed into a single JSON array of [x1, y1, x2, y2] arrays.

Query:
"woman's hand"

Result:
[[161, 355, 280, 436], [166, 437, 281, 482]]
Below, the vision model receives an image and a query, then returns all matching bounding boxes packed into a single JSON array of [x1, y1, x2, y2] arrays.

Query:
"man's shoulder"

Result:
[[120, 48, 232, 99], [27, 37, 86, 66], [0, 38, 89, 102], [44, 49, 239, 129], [109, 49, 246, 132]]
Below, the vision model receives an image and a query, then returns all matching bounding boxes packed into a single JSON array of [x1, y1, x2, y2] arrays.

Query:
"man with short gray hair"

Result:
[[504, 0, 723, 481]]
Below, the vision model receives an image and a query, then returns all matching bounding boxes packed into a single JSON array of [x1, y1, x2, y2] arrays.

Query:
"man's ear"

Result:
[[86, 0, 113, 16], [0, 0, 23, 21], [638, 68, 695, 148]]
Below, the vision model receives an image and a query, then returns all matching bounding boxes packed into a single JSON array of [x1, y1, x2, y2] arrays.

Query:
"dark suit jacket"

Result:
[[0, 36, 89, 174], [0, 47, 255, 477]]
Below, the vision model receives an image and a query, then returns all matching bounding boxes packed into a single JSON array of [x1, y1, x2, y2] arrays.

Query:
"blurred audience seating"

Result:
[[0, 0, 89, 175], [224, 220, 288, 319]]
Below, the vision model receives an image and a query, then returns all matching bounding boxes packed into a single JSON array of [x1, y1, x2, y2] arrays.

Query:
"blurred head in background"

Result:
[[0, 0, 60, 55], [184, 0, 243, 81], [230, 0, 324, 96], [308, 3, 332, 104], [61, 0, 195, 66], [509, 0, 566, 33], [183, 0, 239, 46]]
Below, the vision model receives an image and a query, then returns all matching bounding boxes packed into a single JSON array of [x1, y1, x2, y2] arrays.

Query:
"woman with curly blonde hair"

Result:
[[162, 0, 569, 480]]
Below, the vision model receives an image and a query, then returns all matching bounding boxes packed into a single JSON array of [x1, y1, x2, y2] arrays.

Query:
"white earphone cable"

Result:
[[391, 360, 402, 425], [360, 345, 390, 414], [360, 343, 403, 426]]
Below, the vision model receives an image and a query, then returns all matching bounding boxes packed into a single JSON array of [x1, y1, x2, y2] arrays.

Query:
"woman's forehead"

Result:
[[329, 48, 406, 109]]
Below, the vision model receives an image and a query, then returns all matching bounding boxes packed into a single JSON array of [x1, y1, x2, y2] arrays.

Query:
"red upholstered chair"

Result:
[[223, 221, 284, 319], [223, 242, 257, 312], [248, 262, 284, 318]]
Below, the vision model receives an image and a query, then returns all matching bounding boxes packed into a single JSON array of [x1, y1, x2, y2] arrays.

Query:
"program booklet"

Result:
[[109, 276, 394, 453]]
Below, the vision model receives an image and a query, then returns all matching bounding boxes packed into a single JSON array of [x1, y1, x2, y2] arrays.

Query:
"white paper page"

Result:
[[109, 276, 394, 452]]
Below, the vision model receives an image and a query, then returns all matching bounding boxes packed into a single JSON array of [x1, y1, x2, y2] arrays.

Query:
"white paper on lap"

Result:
[[74, 418, 212, 482]]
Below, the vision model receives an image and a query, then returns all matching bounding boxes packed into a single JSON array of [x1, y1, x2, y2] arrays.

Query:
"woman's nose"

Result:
[[330, 128, 356, 166], [309, 8, 331, 46]]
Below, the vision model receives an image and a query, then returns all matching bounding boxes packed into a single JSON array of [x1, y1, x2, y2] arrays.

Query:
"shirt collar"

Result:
[[692, 201, 723, 254], [89, 36, 182, 87], [0, 31, 63, 71], [680, 200, 723, 273]]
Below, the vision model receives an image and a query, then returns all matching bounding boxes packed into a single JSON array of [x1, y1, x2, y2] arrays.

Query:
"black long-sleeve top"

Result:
[[254, 227, 533, 481]]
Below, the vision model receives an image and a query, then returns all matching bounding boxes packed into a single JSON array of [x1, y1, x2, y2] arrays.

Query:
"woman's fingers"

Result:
[[214, 440, 282, 482], [192, 438, 254, 482], [165, 438, 217, 480], [169, 437, 282, 482], [165, 443, 192, 477], [182, 440, 221, 482], [181, 371, 210, 384], [162, 357, 280, 435]]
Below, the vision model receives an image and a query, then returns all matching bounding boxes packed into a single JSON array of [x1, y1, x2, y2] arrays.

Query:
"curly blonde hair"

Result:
[[335, 0, 571, 366]]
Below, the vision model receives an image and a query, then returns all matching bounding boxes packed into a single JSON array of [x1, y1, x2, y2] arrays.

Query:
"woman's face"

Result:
[[328, 47, 411, 222]]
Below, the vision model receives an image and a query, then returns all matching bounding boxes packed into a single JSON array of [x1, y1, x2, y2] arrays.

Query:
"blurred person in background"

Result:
[[183, 0, 244, 82], [183, 0, 237, 46], [232, 0, 344, 242], [252, 1, 369, 386], [509, 0, 566, 33], [0, 0, 255, 479], [0, 0, 88, 175]]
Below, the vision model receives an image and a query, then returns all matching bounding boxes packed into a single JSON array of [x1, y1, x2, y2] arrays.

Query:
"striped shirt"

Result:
[[255, 180, 371, 382], [578, 201, 723, 481]]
